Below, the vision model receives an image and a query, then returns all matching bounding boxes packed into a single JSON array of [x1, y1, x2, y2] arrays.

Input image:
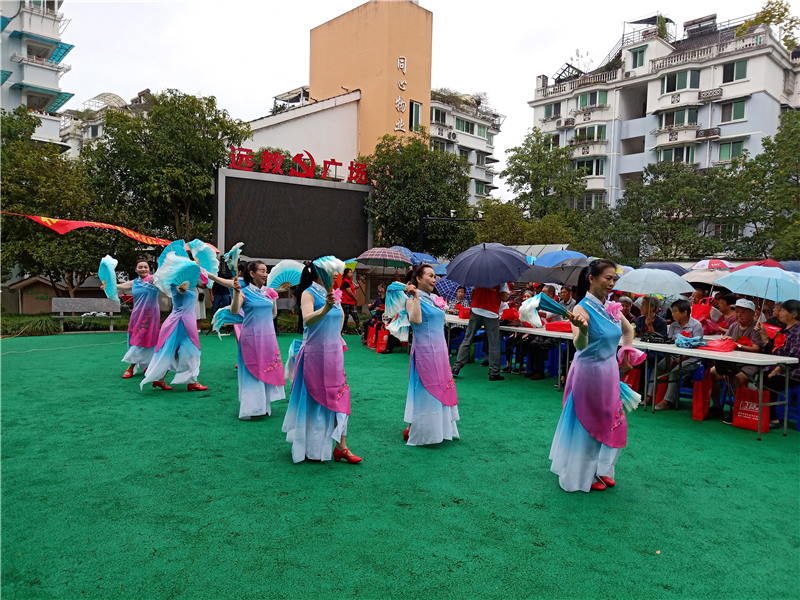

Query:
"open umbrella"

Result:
[[356, 247, 413, 268], [413, 252, 439, 265], [547, 257, 592, 287], [390, 246, 420, 266], [730, 259, 784, 272], [691, 259, 733, 270], [714, 266, 800, 302], [681, 269, 728, 287], [446, 243, 529, 288], [535, 250, 587, 268], [780, 261, 800, 273], [433, 263, 449, 276], [517, 265, 564, 284], [639, 262, 688, 276], [614, 269, 695, 296], [435, 276, 472, 304]]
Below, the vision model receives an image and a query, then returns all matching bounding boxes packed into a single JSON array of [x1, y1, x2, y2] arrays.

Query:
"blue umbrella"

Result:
[[446, 243, 530, 288], [526, 256, 536, 265], [780, 261, 800, 273], [435, 276, 472, 304], [390, 246, 421, 266], [535, 250, 586, 268], [433, 263, 449, 275], [639, 262, 688, 276], [714, 266, 800, 302], [413, 252, 439, 265]]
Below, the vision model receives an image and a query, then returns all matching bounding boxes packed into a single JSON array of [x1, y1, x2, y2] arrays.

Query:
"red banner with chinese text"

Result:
[[2, 212, 173, 246]]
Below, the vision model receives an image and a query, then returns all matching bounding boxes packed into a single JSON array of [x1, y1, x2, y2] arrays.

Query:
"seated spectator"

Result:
[[691, 286, 710, 305], [766, 302, 782, 326], [757, 299, 775, 323], [715, 294, 738, 333], [446, 286, 469, 315], [710, 299, 765, 414], [757, 299, 800, 427], [646, 299, 704, 410], [501, 290, 534, 374], [618, 296, 635, 323], [361, 283, 386, 346], [525, 285, 562, 380], [635, 297, 667, 338], [559, 285, 576, 312]]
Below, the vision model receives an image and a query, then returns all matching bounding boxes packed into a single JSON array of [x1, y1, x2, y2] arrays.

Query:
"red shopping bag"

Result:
[[705, 339, 737, 352], [654, 381, 668, 404], [622, 367, 641, 391], [691, 297, 713, 321], [367, 325, 377, 349], [546, 321, 573, 332], [692, 372, 712, 421], [732, 386, 770, 432], [501, 308, 519, 321], [375, 329, 389, 353], [458, 306, 471, 319]]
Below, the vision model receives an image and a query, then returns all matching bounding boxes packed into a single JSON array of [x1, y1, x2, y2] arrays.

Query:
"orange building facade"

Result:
[[309, 0, 432, 156]]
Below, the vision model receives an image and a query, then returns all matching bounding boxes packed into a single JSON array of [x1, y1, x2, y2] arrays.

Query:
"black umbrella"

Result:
[[639, 262, 688, 276], [548, 257, 593, 287], [517, 265, 565, 284], [446, 243, 530, 288]]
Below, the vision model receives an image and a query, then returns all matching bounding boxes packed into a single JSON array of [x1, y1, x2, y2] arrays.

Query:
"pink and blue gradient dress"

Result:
[[141, 285, 202, 388], [237, 283, 285, 419], [550, 293, 627, 492], [122, 277, 161, 371], [282, 283, 350, 462], [405, 291, 459, 446]]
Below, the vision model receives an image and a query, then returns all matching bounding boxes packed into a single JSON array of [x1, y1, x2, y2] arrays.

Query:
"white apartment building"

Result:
[[529, 13, 800, 211], [0, 0, 74, 149], [430, 91, 503, 205]]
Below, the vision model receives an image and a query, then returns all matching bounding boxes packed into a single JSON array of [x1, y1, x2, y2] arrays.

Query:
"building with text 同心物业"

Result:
[[528, 12, 800, 216]]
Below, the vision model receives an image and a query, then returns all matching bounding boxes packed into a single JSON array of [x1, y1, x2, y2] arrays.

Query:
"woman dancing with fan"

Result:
[[228, 260, 285, 420], [282, 256, 361, 463], [141, 243, 209, 392], [99, 256, 161, 378], [386, 264, 459, 446], [531, 259, 639, 493]]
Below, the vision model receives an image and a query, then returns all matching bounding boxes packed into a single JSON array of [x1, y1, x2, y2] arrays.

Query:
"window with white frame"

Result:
[[475, 181, 485, 195], [430, 140, 446, 152], [630, 47, 646, 68], [720, 100, 746, 123], [714, 223, 741, 240], [487, 133, 494, 146], [718, 140, 744, 161], [431, 107, 446, 125], [459, 148, 471, 161], [544, 102, 561, 118], [476, 124, 487, 138], [659, 107, 698, 128], [577, 90, 608, 109], [572, 192, 606, 210], [410, 101, 422, 130], [575, 125, 606, 142], [574, 158, 604, 177], [661, 69, 701, 94], [455, 118, 474, 135], [722, 60, 747, 83], [549, 134, 560, 150], [475, 153, 486, 166], [660, 145, 696, 163]]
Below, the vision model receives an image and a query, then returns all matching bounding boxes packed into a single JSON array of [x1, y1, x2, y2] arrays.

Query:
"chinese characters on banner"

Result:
[[395, 56, 407, 132], [228, 146, 367, 184]]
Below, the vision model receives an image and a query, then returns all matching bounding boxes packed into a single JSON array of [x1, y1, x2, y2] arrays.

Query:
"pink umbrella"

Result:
[[730, 259, 784, 272], [691, 259, 733, 270]]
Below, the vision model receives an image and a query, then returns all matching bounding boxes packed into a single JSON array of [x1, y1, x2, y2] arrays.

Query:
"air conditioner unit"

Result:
[[556, 119, 562, 127], [625, 71, 634, 78], [448, 132, 458, 141]]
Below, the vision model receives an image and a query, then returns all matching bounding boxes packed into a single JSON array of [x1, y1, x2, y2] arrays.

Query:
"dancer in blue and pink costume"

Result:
[[550, 259, 635, 493], [229, 260, 285, 420], [141, 250, 208, 392], [112, 258, 161, 378], [387, 264, 459, 446], [282, 258, 361, 463]]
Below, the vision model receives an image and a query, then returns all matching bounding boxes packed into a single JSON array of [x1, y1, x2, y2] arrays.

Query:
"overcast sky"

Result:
[[61, 0, 758, 198]]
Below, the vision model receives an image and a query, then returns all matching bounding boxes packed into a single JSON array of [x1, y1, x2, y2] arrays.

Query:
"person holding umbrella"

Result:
[[550, 259, 636, 493]]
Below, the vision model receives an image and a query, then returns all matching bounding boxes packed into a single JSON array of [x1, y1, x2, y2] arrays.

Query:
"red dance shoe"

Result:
[[234, 364, 238, 369], [187, 383, 208, 392], [333, 447, 362, 463], [599, 476, 616, 487], [152, 381, 172, 391], [590, 481, 607, 491], [403, 427, 410, 441], [122, 369, 134, 379]]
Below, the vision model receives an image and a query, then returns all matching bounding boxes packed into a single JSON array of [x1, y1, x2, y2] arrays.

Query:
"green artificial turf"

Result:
[[1, 332, 798, 600]]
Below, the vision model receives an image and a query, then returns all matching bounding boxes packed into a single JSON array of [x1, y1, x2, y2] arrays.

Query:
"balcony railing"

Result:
[[650, 122, 700, 136], [569, 103, 611, 117], [649, 32, 767, 73], [696, 127, 721, 139], [21, 3, 64, 19], [569, 138, 608, 147], [10, 53, 72, 73], [535, 69, 620, 99]]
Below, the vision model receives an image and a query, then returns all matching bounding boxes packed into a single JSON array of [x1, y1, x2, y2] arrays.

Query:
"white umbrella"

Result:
[[614, 269, 695, 296], [681, 269, 728, 287]]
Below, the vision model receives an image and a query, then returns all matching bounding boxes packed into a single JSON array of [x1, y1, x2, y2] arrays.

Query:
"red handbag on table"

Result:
[[545, 321, 572, 332], [458, 306, 471, 319], [705, 339, 737, 353]]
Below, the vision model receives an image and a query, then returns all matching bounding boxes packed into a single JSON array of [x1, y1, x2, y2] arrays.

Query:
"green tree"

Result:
[[615, 161, 743, 262], [737, 110, 800, 260], [360, 129, 475, 259], [475, 198, 534, 246], [1, 108, 138, 296], [84, 89, 251, 240], [500, 128, 586, 218], [736, 0, 800, 50]]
